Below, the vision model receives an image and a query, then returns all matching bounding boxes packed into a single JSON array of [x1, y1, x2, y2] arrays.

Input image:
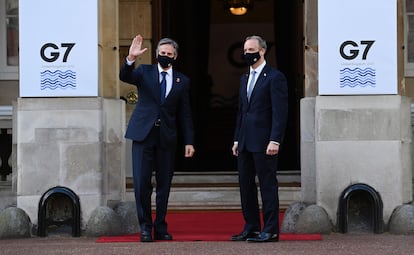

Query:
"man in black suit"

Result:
[[120, 34, 195, 242], [231, 35, 288, 242]]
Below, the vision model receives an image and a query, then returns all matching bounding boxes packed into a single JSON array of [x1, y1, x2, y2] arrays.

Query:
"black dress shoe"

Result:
[[140, 231, 153, 242], [154, 232, 173, 241], [230, 230, 260, 241], [246, 232, 279, 242]]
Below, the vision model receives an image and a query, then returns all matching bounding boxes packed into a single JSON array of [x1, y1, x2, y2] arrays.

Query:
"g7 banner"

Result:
[[19, 0, 98, 97], [318, 0, 397, 95]]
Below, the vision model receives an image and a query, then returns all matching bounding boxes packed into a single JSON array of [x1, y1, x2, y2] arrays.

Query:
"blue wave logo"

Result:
[[40, 70, 77, 90], [339, 67, 376, 88]]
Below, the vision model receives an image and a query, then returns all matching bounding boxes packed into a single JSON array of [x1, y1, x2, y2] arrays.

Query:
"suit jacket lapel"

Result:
[[152, 65, 161, 104], [249, 65, 269, 102], [167, 71, 182, 100], [242, 72, 249, 104]]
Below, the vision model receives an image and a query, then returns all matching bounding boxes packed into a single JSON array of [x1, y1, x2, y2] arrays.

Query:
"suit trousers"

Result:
[[237, 149, 280, 234], [131, 126, 176, 234]]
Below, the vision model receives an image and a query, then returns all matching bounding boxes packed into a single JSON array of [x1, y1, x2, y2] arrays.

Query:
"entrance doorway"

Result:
[[153, 0, 303, 172]]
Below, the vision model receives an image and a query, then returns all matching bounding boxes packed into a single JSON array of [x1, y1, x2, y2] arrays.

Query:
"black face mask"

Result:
[[158, 55, 175, 68], [244, 51, 261, 66]]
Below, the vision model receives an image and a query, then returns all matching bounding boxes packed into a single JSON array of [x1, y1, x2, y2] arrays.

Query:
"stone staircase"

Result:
[[124, 171, 302, 210]]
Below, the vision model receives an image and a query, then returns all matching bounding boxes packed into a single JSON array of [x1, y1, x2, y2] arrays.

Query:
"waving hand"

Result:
[[127, 34, 148, 61]]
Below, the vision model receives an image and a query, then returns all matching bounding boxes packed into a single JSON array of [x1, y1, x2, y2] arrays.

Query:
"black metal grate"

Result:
[[38, 186, 81, 237]]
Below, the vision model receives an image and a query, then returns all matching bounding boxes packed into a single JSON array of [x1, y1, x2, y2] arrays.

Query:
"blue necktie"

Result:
[[247, 71, 256, 101], [160, 71, 167, 104]]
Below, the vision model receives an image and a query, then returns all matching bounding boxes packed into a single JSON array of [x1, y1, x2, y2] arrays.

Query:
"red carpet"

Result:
[[96, 211, 322, 242]]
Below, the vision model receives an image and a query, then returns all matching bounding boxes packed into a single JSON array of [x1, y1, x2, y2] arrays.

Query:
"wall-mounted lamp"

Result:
[[224, 0, 252, 16]]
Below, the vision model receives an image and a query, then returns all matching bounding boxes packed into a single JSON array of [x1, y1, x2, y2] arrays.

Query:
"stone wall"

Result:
[[301, 95, 413, 226], [15, 97, 125, 229]]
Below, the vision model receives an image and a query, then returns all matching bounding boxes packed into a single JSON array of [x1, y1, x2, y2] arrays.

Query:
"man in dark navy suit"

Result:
[[120, 34, 195, 242], [231, 35, 288, 242]]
